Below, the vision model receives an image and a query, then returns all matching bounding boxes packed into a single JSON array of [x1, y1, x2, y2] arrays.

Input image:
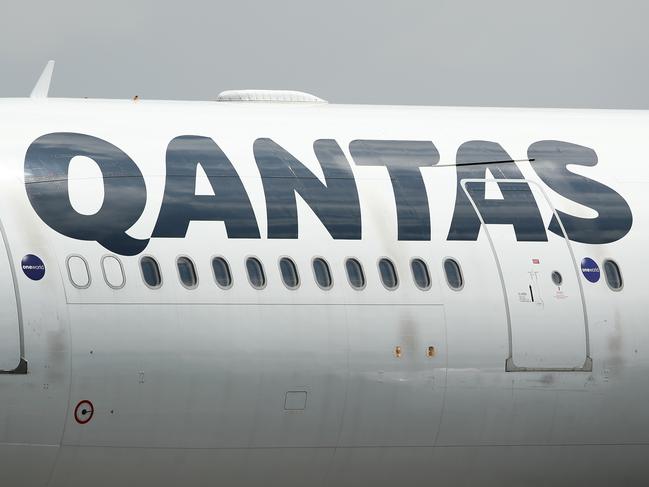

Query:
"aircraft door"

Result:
[[0, 228, 23, 373], [462, 178, 591, 372]]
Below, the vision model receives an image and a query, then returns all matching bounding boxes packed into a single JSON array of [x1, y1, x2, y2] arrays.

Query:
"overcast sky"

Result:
[[1, 0, 647, 108]]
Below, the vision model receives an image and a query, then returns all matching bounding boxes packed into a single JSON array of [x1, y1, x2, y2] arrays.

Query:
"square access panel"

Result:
[[284, 391, 308, 410]]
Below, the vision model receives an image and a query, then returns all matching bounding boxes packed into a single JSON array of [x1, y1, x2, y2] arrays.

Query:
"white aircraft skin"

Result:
[[0, 94, 648, 487]]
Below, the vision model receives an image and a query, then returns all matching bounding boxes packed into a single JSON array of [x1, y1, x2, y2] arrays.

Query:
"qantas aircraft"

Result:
[[0, 61, 647, 486]]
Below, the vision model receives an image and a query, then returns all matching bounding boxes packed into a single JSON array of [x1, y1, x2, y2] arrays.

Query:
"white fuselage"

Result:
[[0, 98, 647, 486]]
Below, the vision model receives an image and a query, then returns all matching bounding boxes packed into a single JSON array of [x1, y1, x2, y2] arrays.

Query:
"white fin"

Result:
[[30, 60, 55, 99]]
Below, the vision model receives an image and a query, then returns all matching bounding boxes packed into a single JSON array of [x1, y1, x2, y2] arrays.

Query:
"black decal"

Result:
[[152, 136, 260, 239], [349, 140, 439, 240], [447, 141, 547, 241], [24, 133, 148, 256], [528, 140, 632, 244], [254, 139, 361, 239]]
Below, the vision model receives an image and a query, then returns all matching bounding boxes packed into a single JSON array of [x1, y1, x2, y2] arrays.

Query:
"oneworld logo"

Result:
[[580, 257, 600, 283], [21, 254, 45, 280]]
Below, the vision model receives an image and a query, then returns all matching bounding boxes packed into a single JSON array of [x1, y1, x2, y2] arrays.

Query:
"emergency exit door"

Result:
[[463, 178, 591, 372], [0, 228, 24, 373]]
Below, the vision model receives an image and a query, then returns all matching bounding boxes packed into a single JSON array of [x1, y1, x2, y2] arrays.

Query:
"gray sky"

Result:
[[1, 0, 647, 108]]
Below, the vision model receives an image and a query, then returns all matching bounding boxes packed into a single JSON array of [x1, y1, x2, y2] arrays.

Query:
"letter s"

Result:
[[528, 140, 632, 244]]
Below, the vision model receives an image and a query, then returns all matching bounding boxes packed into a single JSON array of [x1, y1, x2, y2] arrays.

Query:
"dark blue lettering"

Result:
[[254, 139, 361, 239], [447, 141, 547, 241], [349, 140, 439, 240], [24, 133, 148, 256], [152, 136, 260, 239], [528, 140, 632, 244]]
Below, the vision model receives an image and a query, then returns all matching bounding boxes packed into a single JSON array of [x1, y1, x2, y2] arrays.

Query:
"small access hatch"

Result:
[[284, 391, 308, 410]]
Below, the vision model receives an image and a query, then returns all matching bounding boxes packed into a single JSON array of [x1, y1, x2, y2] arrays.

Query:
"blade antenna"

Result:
[[30, 60, 55, 99]]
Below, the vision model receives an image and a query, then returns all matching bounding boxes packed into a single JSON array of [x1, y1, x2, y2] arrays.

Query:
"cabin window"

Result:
[[378, 258, 398, 290], [345, 258, 365, 290], [177, 256, 198, 289], [140, 256, 162, 288], [443, 258, 463, 290], [410, 258, 431, 290], [279, 257, 299, 289], [551, 271, 563, 286], [246, 257, 266, 289], [312, 257, 332, 290], [211, 257, 232, 289], [603, 259, 623, 291], [101, 255, 125, 289], [66, 255, 91, 289]]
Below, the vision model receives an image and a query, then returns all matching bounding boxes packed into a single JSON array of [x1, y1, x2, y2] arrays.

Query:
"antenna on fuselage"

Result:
[[30, 60, 55, 99]]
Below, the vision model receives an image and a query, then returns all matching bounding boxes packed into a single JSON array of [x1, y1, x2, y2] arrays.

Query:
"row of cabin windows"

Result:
[[67, 254, 624, 293], [139, 255, 464, 292]]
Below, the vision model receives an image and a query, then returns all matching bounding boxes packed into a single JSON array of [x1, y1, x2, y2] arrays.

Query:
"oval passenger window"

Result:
[[67, 255, 90, 288], [246, 257, 266, 289], [279, 257, 299, 289], [378, 258, 398, 290], [140, 256, 162, 288], [212, 257, 232, 289], [411, 258, 431, 290], [603, 259, 623, 290], [177, 257, 198, 288], [102, 255, 125, 289], [313, 258, 332, 289], [345, 258, 365, 290], [443, 258, 463, 290]]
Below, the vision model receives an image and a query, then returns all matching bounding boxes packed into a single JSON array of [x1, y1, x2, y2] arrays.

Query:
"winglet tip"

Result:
[[30, 60, 56, 99]]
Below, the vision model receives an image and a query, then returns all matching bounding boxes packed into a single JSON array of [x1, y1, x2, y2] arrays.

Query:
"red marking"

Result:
[[74, 400, 95, 425], [532, 259, 540, 264]]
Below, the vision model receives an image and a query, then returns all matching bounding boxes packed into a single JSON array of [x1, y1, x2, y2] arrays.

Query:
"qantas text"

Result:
[[24, 133, 632, 256]]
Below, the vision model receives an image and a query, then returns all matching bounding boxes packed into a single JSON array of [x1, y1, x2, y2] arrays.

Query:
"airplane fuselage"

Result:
[[0, 98, 647, 486]]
